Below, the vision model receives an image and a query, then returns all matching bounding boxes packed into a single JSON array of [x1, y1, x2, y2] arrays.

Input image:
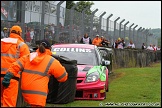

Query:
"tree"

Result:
[[66, 1, 75, 9], [66, 1, 94, 14], [74, 1, 94, 15], [65, 1, 95, 28]]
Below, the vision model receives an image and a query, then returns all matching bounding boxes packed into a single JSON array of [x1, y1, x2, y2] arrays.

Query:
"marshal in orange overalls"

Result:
[[1, 25, 30, 107], [4, 48, 68, 107]]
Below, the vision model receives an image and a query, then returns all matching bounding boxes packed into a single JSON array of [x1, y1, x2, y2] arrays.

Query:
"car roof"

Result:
[[52, 44, 96, 49]]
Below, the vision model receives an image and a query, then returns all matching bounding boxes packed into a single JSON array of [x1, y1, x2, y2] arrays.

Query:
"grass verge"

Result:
[[46, 62, 161, 107]]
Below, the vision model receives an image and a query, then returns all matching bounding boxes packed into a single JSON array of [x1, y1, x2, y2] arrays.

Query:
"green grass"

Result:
[[46, 62, 161, 107]]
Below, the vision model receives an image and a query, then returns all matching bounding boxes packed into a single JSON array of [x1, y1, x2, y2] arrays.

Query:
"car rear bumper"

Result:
[[75, 79, 106, 100]]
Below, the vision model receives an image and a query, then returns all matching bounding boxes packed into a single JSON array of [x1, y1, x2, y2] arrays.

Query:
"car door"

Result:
[[98, 47, 113, 74]]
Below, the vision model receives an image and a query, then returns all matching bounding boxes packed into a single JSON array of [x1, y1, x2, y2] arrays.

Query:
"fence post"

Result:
[[106, 14, 113, 39], [149, 33, 152, 45], [140, 28, 145, 48], [144, 29, 149, 47], [123, 21, 129, 40], [140, 28, 145, 45], [133, 25, 138, 45], [128, 23, 134, 41], [81, 6, 90, 36], [90, 9, 98, 38], [99, 12, 106, 36], [137, 27, 142, 48], [119, 19, 125, 38], [20, 1, 25, 40], [113, 17, 120, 40], [55, 1, 65, 43], [40, 1, 45, 40], [69, 3, 78, 43]]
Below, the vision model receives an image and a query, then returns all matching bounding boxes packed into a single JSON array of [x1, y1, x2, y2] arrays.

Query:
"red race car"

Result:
[[51, 44, 111, 100]]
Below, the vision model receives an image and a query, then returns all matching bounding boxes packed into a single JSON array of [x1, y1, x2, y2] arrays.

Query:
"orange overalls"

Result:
[[1, 33, 30, 107], [92, 37, 102, 46], [6, 49, 68, 107]]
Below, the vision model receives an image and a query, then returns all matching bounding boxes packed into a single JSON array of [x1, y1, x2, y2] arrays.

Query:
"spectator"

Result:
[[48, 32, 53, 45], [92, 34, 102, 46], [50, 24, 55, 39], [1, 27, 8, 39], [127, 40, 135, 48], [146, 44, 154, 50], [157, 46, 161, 50], [121, 38, 126, 48], [117, 38, 124, 49], [100, 36, 110, 47], [25, 27, 31, 45], [112, 39, 118, 48], [152, 44, 157, 51], [80, 33, 92, 44], [30, 28, 35, 44], [141, 43, 146, 50], [2, 40, 68, 107]]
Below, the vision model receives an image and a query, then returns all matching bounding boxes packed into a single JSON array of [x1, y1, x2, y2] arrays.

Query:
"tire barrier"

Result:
[[46, 55, 78, 104]]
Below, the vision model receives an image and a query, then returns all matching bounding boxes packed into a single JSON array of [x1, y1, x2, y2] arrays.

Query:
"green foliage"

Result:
[[66, 1, 75, 9], [65, 1, 95, 29], [150, 28, 161, 47], [74, 1, 94, 15], [66, 1, 94, 15]]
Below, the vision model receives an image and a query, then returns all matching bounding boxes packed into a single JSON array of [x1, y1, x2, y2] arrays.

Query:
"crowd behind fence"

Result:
[[1, 1, 158, 48]]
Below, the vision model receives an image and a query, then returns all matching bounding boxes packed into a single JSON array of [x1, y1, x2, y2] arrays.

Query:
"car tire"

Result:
[[104, 91, 107, 99], [106, 70, 109, 92], [106, 83, 109, 92]]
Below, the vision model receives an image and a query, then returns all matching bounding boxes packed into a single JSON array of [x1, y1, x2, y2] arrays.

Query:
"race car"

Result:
[[51, 44, 111, 100]]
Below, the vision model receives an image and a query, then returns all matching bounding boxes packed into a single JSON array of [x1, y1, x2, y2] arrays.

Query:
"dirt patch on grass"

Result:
[[147, 61, 161, 67], [109, 72, 125, 83]]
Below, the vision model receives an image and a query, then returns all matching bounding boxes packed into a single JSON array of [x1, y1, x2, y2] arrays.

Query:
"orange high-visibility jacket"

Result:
[[1, 33, 30, 107], [6, 49, 68, 106], [1, 33, 30, 75], [92, 37, 102, 46]]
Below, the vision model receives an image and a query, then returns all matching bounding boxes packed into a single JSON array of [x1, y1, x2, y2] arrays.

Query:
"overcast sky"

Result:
[[75, 1, 161, 29]]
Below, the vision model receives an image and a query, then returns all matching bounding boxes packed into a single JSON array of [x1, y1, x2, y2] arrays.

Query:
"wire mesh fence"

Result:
[[1, 1, 157, 48]]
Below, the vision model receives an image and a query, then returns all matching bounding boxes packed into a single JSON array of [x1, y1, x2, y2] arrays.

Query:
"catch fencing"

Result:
[[1, 1, 158, 48]]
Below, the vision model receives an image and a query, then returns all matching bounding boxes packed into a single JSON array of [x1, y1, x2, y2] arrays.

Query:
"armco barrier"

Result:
[[112, 48, 161, 69]]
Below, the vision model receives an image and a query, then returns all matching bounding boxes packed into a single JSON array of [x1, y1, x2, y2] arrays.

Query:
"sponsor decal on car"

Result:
[[52, 48, 92, 53]]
